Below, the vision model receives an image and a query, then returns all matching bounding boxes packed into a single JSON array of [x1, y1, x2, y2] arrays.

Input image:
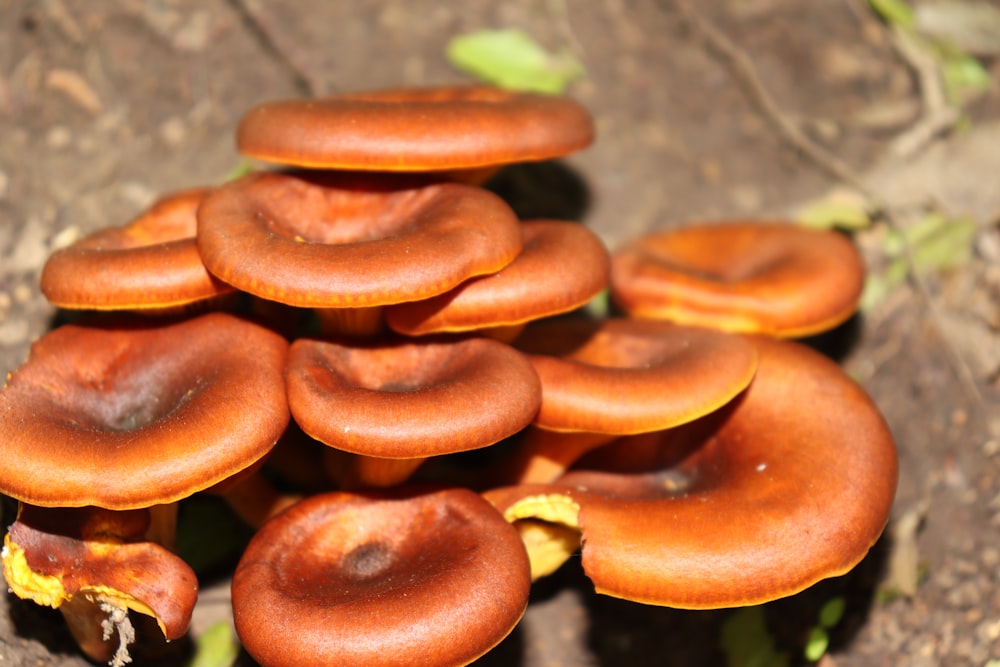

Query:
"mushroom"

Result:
[[196, 170, 523, 336], [385, 219, 611, 341], [231, 486, 531, 667], [485, 335, 898, 606], [286, 334, 542, 488], [609, 221, 866, 337], [0, 311, 289, 510], [40, 187, 235, 313], [0, 311, 289, 657], [3, 504, 198, 664], [235, 85, 594, 183], [512, 317, 758, 435]]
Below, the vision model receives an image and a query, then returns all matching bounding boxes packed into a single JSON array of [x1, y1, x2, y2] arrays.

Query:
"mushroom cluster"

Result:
[[0, 84, 897, 667]]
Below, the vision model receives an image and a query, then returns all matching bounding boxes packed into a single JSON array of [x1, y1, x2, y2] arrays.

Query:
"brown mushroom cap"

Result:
[[286, 335, 541, 459], [232, 486, 531, 667], [236, 85, 595, 171], [196, 170, 523, 308], [0, 312, 290, 509], [3, 504, 198, 641], [609, 221, 866, 337], [40, 187, 235, 311], [512, 318, 758, 434], [385, 220, 611, 336], [487, 335, 898, 608]]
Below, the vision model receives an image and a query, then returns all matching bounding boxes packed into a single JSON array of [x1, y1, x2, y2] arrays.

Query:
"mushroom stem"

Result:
[[217, 470, 302, 529], [314, 305, 386, 338], [324, 449, 427, 489], [499, 428, 616, 485], [58, 595, 125, 664], [144, 502, 179, 552]]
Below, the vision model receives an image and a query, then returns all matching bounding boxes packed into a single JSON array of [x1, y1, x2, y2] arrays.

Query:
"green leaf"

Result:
[[225, 159, 255, 182], [719, 607, 790, 667], [942, 53, 993, 102], [817, 596, 847, 628], [797, 200, 872, 231], [869, 0, 916, 27], [446, 28, 585, 94], [905, 213, 978, 272], [803, 627, 830, 662], [187, 621, 239, 667]]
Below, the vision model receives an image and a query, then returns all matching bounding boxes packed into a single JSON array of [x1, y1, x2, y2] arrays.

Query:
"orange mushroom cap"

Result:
[[385, 220, 611, 336], [3, 504, 198, 641], [0, 312, 290, 509], [195, 170, 523, 308], [486, 335, 898, 608], [512, 318, 758, 434], [231, 486, 531, 667], [236, 85, 595, 171], [609, 221, 866, 337], [40, 187, 235, 311], [286, 335, 541, 459]]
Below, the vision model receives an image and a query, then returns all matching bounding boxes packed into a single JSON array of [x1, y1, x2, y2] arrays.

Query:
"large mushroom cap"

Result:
[[487, 335, 898, 608], [232, 486, 531, 667], [385, 219, 611, 336], [236, 85, 595, 171], [610, 221, 866, 337], [0, 312, 290, 509], [196, 170, 523, 308], [286, 334, 541, 459], [512, 318, 758, 434], [40, 187, 235, 311]]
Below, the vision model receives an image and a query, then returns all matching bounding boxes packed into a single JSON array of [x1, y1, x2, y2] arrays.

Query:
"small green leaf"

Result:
[[584, 289, 610, 319], [817, 596, 847, 628], [225, 159, 255, 182], [869, 0, 916, 27], [942, 53, 993, 102], [797, 201, 872, 231], [719, 607, 790, 667], [905, 213, 978, 272], [446, 28, 585, 94], [803, 627, 830, 662], [187, 621, 239, 667]]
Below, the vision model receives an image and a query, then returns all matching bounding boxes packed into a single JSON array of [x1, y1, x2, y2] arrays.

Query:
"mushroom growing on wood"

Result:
[[485, 335, 898, 604], [609, 221, 866, 337], [231, 486, 531, 667]]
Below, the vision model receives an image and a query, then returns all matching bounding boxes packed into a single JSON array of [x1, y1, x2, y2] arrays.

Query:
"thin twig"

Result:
[[664, 0, 982, 403], [227, 0, 317, 97]]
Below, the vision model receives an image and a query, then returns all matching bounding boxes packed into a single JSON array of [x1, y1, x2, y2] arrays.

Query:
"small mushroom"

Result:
[[231, 486, 531, 667], [486, 335, 898, 607], [385, 219, 611, 341], [40, 187, 235, 313], [196, 170, 523, 336], [609, 221, 866, 337], [236, 85, 595, 178], [512, 317, 758, 435], [286, 334, 541, 487], [3, 504, 198, 664]]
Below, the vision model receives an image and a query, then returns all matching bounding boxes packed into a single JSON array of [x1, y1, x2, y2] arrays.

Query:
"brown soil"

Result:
[[1, 1, 998, 666]]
